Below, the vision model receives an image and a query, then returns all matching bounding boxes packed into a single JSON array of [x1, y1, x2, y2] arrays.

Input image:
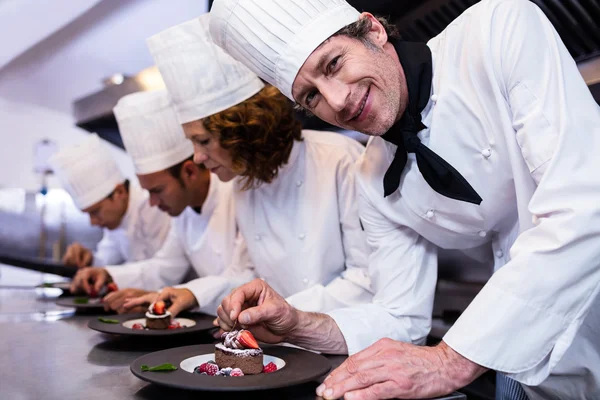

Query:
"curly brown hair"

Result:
[[203, 85, 303, 190]]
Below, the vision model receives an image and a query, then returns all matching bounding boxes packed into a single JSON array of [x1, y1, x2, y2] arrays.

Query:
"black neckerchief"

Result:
[[381, 39, 482, 205]]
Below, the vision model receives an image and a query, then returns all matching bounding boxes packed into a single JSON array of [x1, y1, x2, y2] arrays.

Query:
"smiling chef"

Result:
[[208, 0, 600, 399]]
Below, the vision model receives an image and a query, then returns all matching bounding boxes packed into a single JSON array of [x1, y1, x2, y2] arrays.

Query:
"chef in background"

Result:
[[69, 89, 251, 314], [50, 134, 170, 268]]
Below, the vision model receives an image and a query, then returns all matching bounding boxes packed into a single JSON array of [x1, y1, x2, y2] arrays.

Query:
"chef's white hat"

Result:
[[147, 14, 264, 124], [209, 0, 360, 101], [113, 89, 194, 175], [50, 134, 125, 210]]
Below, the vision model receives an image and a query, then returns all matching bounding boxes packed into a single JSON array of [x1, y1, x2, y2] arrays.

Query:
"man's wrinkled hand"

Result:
[[316, 340, 486, 400], [215, 278, 299, 344]]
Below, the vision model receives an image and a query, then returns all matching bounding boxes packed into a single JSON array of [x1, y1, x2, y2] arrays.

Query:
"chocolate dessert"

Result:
[[214, 330, 263, 375], [145, 301, 171, 330]]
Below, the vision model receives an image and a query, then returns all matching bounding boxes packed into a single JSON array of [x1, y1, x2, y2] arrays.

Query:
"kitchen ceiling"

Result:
[[391, 0, 600, 63]]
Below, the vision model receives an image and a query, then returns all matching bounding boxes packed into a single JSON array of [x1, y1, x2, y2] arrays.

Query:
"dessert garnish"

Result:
[[98, 317, 119, 324], [141, 363, 177, 372]]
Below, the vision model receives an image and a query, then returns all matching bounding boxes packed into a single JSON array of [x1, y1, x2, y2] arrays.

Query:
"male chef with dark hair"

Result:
[[50, 134, 170, 268]]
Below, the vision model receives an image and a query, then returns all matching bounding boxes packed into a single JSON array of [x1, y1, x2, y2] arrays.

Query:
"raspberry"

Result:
[[199, 362, 219, 376], [230, 368, 244, 377], [262, 362, 277, 373], [132, 323, 144, 330], [167, 321, 182, 330]]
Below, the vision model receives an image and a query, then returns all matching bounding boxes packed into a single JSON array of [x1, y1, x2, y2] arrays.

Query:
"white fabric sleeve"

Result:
[[105, 222, 190, 290], [92, 230, 125, 266], [327, 188, 438, 355], [443, 0, 600, 385], [177, 233, 256, 316]]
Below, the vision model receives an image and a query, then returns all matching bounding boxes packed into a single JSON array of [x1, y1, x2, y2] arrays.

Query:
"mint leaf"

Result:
[[98, 317, 119, 324], [141, 363, 178, 372], [74, 298, 89, 304]]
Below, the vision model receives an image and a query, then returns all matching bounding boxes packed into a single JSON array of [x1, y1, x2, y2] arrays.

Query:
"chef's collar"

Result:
[[381, 39, 482, 205], [117, 183, 140, 231]]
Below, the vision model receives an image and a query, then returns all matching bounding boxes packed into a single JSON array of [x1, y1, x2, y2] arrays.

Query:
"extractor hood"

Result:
[[72, 66, 165, 149]]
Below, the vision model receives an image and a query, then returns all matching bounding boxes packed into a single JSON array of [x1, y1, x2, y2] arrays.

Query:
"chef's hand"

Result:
[[123, 287, 198, 317], [70, 267, 111, 295], [316, 340, 487, 400], [62, 243, 93, 268], [103, 288, 149, 314], [215, 279, 299, 344]]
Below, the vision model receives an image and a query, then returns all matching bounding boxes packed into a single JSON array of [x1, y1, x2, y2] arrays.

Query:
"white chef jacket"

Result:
[[106, 175, 250, 314], [92, 184, 170, 266], [234, 130, 373, 314], [328, 0, 600, 398]]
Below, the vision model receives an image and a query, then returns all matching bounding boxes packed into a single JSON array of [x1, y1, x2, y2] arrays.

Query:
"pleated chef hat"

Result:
[[113, 89, 194, 175], [147, 14, 264, 124], [50, 134, 125, 210], [209, 0, 360, 101]]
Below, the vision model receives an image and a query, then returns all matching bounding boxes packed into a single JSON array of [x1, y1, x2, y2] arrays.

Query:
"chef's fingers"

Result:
[[216, 304, 234, 331], [225, 279, 264, 322], [122, 293, 155, 310], [92, 270, 108, 293], [79, 250, 93, 268], [62, 245, 78, 267]]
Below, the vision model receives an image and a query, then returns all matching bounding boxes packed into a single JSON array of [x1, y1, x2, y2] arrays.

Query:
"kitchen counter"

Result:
[[0, 270, 466, 400]]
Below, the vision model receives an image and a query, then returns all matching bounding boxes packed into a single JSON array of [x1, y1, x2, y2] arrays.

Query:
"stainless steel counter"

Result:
[[0, 279, 466, 400]]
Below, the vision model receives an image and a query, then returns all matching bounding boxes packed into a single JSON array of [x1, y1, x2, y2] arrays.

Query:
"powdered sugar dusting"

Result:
[[215, 343, 263, 357]]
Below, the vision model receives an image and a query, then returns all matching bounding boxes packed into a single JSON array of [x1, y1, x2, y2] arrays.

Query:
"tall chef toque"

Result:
[[147, 14, 264, 124], [113, 89, 194, 175], [209, 0, 360, 101], [50, 134, 125, 210]]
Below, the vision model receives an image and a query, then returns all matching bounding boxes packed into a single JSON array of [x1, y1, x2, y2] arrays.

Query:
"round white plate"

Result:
[[179, 353, 286, 373]]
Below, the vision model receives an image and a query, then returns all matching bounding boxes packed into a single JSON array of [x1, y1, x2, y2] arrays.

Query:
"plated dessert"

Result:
[[193, 330, 278, 377], [130, 301, 183, 330], [145, 301, 172, 329]]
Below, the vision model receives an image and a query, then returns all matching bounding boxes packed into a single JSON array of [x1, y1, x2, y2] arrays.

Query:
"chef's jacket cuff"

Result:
[[327, 304, 426, 355], [443, 282, 573, 385]]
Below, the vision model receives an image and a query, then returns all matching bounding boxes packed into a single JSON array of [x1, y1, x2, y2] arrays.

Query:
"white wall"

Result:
[[0, 0, 102, 70], [0, 0, 209, 115], [0, 97, 135, 191], [0, 0, 209, 190]]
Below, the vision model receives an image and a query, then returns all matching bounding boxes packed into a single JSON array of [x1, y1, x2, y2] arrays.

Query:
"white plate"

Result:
[[179, 353, 286, 373], [121, 317, 197, 329]]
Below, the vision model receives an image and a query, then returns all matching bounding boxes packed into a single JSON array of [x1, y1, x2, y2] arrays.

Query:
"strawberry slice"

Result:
[[106, 282, 118, 293], [153, 301, 166, 315], [168, 321, 182, 330], [262, 362, 277, 373], [237, 330, 259, 349]]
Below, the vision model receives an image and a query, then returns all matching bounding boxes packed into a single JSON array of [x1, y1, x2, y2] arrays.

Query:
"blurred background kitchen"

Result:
[[0, 0, 598, 318]]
